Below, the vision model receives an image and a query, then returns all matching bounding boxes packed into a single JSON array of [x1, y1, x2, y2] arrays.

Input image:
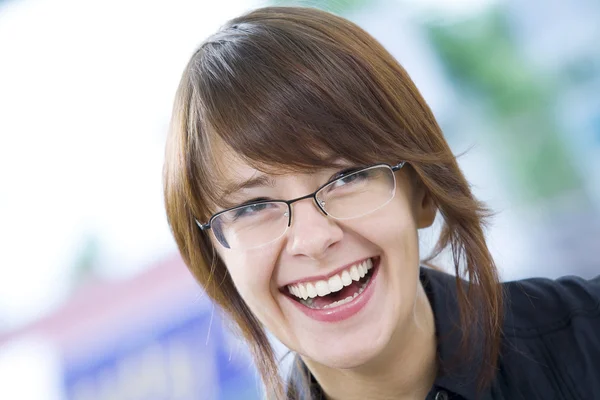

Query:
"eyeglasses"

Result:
[[196, 162, 406, 250]]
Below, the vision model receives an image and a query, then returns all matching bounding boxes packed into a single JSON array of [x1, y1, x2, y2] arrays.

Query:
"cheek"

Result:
[[352, 197, 419, 248], [219, 247, 280, 307]]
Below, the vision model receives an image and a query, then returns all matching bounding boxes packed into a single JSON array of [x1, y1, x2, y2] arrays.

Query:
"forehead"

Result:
[[212, 139, 341, 182], [215, 141, 277, 183], [208, 143, 286, 208]]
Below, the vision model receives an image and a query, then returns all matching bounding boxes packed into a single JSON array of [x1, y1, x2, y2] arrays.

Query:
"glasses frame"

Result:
[[196, 161, 406, 249]]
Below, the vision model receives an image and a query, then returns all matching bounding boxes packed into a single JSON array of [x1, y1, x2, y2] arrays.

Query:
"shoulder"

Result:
[[495, 274, 600, 397], [422, 268, 600, 398], [420, 267, 600, 333], [503, 274, 600, 334]]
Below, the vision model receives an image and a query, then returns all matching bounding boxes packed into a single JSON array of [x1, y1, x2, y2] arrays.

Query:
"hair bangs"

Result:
[[191, 18, 411, 186]]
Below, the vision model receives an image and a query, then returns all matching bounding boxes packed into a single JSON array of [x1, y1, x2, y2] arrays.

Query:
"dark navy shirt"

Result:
[[289, 267, 600, 400]]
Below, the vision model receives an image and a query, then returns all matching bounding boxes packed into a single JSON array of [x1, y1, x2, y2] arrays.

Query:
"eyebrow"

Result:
[[219, 174, 277, 202], [216, 162, 352, 207]]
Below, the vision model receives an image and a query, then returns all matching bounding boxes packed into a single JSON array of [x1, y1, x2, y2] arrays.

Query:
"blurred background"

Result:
[[0, 0, 598, 398]]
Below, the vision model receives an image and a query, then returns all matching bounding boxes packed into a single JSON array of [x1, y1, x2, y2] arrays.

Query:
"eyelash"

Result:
[[329, 167, 362, 182], [241, 197, 270, 205]]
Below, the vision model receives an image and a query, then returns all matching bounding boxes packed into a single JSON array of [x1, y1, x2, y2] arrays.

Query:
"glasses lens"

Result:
[[211, 201, 289, 249], [317, 165, 396, 219]]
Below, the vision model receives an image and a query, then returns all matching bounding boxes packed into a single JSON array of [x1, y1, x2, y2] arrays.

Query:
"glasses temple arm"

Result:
[[195, 219, 210, 231], [391, 161, 406, 171]]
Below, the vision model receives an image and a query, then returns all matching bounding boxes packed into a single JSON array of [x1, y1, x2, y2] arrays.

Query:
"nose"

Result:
[[286, 199, 343, 260]]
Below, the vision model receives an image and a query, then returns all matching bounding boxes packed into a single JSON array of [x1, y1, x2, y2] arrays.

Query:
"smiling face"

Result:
[[210, 151, 437, 371], [163, 7, 504, 395]]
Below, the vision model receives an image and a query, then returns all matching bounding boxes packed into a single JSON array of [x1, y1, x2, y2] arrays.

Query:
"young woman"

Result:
[[163, 6, 600, 400]]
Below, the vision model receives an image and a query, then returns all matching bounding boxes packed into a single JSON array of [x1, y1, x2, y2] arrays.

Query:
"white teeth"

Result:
[[328, 275, 343, 292], [299, 284, 308, 300], [341, 270, 352, 286], [306, 283, 317, 298], [313, 275, 373, 310], [315, 281, 330, 297], [350, 265, 360, 281], [286, 258, 376, 301], [322, 295, 354, 309], [290, 284, 305, 299]]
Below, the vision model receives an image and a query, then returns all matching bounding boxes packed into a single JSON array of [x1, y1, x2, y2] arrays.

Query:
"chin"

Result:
[[312, 334, 389, 370], [301, 307, 396, 371], [289, 258, 408, 370]]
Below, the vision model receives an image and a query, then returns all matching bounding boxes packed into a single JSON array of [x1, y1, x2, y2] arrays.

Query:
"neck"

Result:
[[303, 283, 437, 400]]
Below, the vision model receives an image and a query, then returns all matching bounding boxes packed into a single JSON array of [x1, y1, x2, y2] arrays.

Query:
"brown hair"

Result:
[[163, 6, 503, 399]]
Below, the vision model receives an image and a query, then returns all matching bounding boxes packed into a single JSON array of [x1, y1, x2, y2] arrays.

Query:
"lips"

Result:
[[281, 257, 381, 323]]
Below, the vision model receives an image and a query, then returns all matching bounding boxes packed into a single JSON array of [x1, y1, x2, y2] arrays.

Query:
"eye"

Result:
[[330, 168, 360, 181], [329, 168, 369, 189], [232, 202, 273, 219]]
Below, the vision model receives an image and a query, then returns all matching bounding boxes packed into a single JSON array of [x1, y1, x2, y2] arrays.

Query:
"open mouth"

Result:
[[283, 257, 379, 310]]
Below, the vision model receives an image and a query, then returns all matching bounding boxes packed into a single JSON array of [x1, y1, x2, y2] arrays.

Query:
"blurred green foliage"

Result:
[[270, 0, 368, 15], [427, 11, 548, 115], [425, 9, 584, 203], [265, 2, 586, 203]]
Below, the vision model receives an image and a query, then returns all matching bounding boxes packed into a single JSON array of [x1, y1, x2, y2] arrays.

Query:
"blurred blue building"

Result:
[[0, 256, 262, 400]]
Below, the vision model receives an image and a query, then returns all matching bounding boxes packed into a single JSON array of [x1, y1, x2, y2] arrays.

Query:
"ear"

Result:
[[414, 185, 437, 229]]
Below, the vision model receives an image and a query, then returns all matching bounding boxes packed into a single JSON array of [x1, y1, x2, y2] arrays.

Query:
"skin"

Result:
[[212, 149, 439, 399]]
